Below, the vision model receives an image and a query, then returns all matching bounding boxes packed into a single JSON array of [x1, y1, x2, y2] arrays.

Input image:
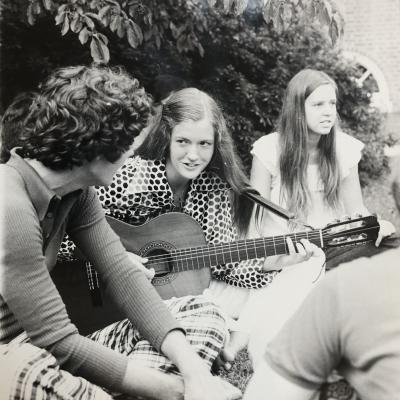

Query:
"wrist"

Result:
[[161, 330, 209, 378]]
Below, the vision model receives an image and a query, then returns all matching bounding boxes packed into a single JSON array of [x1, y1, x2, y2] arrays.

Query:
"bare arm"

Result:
[[339, 166, 369, 216], [250, 155, 322, 270], [340, 166, 395, 246]]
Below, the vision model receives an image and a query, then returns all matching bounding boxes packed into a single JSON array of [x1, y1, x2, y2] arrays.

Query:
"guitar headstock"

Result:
[[322, 215, 380, 249]]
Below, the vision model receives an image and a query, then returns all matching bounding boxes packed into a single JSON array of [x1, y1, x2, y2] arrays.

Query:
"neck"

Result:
[[307, 131, 320, 164], [166, 162, 190, 194], [26, 159, 88, 197]]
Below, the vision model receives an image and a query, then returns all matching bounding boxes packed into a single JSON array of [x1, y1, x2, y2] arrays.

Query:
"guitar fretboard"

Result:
[[148, 230, 324, 272]]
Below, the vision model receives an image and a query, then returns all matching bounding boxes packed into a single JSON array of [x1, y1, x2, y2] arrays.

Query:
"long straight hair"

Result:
[[278, 69, 341, 219], [137, 88, 255, 234]]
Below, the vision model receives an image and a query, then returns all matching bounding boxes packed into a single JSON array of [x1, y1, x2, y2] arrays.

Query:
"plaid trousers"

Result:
[[0, 295, 228, 400]]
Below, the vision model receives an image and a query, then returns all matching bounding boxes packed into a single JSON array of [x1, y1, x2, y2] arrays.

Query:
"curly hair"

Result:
[[1, 91, 37, 163], [19, 65, 152, 170]]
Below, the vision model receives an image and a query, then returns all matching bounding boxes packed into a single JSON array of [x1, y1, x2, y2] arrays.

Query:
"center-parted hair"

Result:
[[278, 69, 341, 220], [137, 87, 255, 234], [19, 65, 152, 170]]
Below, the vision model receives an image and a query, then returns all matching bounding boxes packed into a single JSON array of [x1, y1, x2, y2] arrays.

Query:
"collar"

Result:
[[7, 149, 62, 220], [127, 157, 230, 195]]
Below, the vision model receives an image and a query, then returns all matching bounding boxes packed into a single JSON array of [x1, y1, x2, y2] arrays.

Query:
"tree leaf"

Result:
[[27, 4, 36, 25], [79, 26, 91, 44], [98, 5, 111, 25], [90, 36, 110, 64], [98, 32, 109, 45], [84, 15, 96, 30], [130, 20, 143, 43], [61, 15, 70, 35], [262, 0, 274, 24], [117, 19, 126, 38], [42, 0, 52, 11], [126, 24, 140, 47], [109, 15, 120, 32], [233, 0, 248, 15], [223, 0, 234, 13], [329, 17, 339, 45], [55, 10, 66, 25], [33, 0, 42, 14], [318, 0, 332, 26], [70, 12, 81, 33], [155, 34, 161, 49]]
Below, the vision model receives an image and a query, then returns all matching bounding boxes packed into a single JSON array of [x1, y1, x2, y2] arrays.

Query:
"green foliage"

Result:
[[190, 14, 389, 183], [21, 0, 343, 63], [1, 1, 387, 183]]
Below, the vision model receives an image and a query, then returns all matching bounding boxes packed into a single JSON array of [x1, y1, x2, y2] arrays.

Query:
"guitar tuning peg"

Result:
[[327, 218, 340, 226]]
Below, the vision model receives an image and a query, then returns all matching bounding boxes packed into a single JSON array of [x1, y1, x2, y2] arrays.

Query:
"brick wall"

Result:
[[335, 0, 400, 113]]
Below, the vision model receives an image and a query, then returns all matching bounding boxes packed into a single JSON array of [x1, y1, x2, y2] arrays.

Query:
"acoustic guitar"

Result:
[[99, 212, 380, 299]]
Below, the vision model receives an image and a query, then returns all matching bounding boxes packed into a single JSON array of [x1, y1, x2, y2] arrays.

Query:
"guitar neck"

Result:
[[171, 229, 323, 271]]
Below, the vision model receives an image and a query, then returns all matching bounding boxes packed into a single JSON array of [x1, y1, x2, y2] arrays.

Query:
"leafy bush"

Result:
[[1, 3, 389, 184], [191, 14, 389, 183]]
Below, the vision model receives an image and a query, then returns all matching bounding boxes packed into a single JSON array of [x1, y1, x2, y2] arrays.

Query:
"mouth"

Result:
[[183, 163, 200, 169]]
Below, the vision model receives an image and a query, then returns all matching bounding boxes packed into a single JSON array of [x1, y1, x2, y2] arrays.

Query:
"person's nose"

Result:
[[323, 102, 335, 116], [186, 145, 199, 161]]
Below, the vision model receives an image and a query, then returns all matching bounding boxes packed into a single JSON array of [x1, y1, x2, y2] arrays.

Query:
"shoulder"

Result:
[[0, 165, 41, 239], [251, 132, 280, 175], [252, 132, 280, 151], [1, 164, 32, 211], [335, 130, 364, 178], [336, 130, 364, 153], [324, 247, 400, 314]]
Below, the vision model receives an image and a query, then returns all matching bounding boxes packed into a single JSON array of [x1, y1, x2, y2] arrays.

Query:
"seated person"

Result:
[[0, 65, 241, 400], [57, 86, 320, 370], [243, 170, 400, 400]]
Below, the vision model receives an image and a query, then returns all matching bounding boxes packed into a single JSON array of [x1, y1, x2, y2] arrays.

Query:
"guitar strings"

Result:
[[143, 225, 378, 268], [145, 226, 377, 265], [145, 231, 322, 264]]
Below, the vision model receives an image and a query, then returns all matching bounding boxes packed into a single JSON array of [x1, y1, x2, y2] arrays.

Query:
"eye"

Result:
[[176, 138, 188, 144], [200, 141, 213, 147]]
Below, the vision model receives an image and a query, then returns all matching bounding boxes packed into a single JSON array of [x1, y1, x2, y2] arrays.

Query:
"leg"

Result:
[[89, 295, 228, 374], [0, 334, 111, 400]]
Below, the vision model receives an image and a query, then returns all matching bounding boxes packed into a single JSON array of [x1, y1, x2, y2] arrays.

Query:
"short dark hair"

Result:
[[0, 91, 37, 163], [19, 65, 152, 170]]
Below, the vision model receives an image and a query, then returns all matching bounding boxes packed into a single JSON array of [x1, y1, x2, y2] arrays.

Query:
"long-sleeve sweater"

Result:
[[0, 150, 182, 391]]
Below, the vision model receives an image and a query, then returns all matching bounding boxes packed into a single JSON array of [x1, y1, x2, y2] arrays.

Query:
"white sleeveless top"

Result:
[[251, 131, 364, 232]]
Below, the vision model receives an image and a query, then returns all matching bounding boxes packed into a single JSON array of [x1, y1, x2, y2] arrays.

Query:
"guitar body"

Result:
[[106, 213, 212, 299]]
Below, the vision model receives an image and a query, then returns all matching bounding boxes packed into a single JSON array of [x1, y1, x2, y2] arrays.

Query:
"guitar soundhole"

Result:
[[145, 248, 173, 277]]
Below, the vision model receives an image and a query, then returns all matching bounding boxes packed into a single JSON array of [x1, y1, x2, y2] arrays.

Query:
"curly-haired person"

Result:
[[0, 65, 241, 400]]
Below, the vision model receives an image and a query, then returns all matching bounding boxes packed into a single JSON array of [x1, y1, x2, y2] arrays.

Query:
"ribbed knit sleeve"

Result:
[[67, 188, 183, 351], [1, 170, 128, 391]]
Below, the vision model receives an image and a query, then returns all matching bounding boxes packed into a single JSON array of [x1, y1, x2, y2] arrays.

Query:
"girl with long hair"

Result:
[[247, 68, 395, 397]]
